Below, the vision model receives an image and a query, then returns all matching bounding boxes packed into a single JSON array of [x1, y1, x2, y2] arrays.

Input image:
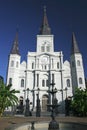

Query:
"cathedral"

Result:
[[6, 8, 85, 113]]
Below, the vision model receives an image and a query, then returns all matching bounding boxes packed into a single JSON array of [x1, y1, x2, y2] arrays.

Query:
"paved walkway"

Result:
[[0, 116, 87, 130]]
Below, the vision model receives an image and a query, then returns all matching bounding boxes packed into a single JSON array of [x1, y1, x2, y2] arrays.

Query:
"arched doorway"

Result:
[[42, 95, 48, 111]]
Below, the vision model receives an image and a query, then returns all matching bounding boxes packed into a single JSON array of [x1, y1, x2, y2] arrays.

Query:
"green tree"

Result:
[[71, 88, 87, 117], [0, 81, 20, 116]]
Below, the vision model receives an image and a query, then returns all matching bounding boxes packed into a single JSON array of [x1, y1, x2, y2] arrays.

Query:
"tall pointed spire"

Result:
[[39, 6, 51, 35], [71, 32, 80, 55], [11, 29, 20, 55]]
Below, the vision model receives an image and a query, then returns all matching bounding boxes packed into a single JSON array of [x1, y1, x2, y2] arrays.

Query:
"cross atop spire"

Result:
[[10, 29, 20, 55], [71, 32, 80, 55], [39, 6, 51, 35]]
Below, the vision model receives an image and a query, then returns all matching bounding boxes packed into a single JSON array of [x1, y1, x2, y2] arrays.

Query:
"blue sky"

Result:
[[0, 0, 87, 82]]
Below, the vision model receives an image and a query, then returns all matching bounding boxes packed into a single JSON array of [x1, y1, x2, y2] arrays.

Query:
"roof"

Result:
[[10, 31, 20, 55]]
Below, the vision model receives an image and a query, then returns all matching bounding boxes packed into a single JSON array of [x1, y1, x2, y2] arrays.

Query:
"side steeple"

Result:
[[6, 29, 21, 92], [11, 30, 20, 55], [39, 6, 51, 35], [70, 32, 85, 93], [71, 32, 80, 55]]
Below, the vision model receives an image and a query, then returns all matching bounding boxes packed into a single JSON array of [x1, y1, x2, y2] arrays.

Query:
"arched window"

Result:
[[46, 80, 49, 87], [77, 60, 80, 66], [9, 78, 12, 85], [46, 46, 50, 52], [42, 80, 45, 87], [66, 79, 70, 87], [16, 61, 19, 68], [45, 65, 47, 70], [32, 62, 34, 69], [52, 74, 54, 82], [37, 74, 39, 87], [21, 79, 24, 87], [11, 61, 14, 67], [41, 46, 45, 52], [79, 77, 83, 84], [57, 62, 59, 69]]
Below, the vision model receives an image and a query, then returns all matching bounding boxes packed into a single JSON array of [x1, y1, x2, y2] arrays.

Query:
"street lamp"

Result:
[[47, 80, 59, 130], [59, 52, 64, 102], [36, 88, 41, 117], [24, 88, 31, 116], [27, 88, 29, 98], [65, 87, 68, 99]]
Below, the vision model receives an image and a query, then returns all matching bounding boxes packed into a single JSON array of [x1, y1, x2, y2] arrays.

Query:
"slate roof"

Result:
[[10, 31, 20, 55], [71, 32, 80, 54], [39, 7, 51, 35]]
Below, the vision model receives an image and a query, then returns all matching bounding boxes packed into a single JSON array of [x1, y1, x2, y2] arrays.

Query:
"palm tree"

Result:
[[0, 81, 20, 116]]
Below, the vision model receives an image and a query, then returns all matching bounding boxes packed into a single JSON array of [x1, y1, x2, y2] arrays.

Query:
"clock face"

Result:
[[41, 56, 49, 64]]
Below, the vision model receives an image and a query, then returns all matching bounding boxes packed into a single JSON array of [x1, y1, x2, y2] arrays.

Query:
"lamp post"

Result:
[[47, 80, 59, 130], [65, 87, 68, 99], [24, 88, 31, 116], [59, 52, 63, 101], [59, 87, 68, 113], [36, 88, 41, 117]]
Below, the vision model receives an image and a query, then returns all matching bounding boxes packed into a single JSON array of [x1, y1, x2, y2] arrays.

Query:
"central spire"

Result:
[[39, 6, 51, 35]]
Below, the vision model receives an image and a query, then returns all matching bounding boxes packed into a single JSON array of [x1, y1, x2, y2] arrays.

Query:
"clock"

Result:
[[41, 56, 49, 64]]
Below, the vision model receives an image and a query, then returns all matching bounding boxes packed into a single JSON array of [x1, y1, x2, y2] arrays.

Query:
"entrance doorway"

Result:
[[42, 95, 48, 111]]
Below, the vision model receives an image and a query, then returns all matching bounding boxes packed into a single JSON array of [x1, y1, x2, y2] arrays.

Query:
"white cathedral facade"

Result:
[[6, 9, 85, 113]]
